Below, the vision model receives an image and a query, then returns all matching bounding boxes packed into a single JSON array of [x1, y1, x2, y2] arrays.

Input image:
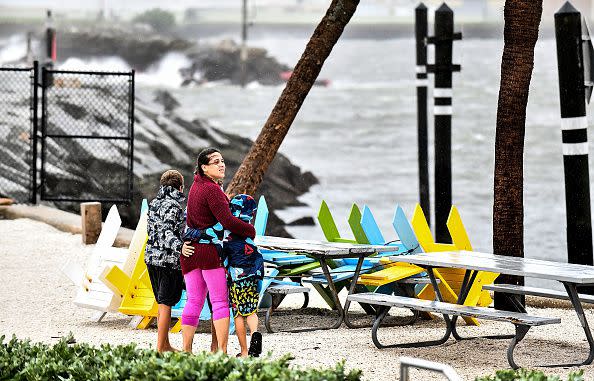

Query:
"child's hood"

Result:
[[229, 194, 257, 223], [157, 185, 186, 204]]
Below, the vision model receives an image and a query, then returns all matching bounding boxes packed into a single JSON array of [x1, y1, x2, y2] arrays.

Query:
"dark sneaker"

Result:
[[248, 332, 262, 357]]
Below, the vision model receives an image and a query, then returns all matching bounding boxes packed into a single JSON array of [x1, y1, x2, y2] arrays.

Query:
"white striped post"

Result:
[[555, 2, 594, 282], [427, 3, 461, 243], [416, 3, 430, 226]]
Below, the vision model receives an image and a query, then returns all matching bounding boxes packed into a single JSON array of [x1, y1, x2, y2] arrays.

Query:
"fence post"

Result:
[[416, 2, 430, 227], [555, 2, 594, 285], [427, 3, 461, 243], [31, 60, 39, 204], [40, 67, 47, 200], [128, 70, 135, 203]]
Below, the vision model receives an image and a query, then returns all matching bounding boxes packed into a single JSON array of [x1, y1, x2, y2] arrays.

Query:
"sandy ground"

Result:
[[1, 217, 594, 380]]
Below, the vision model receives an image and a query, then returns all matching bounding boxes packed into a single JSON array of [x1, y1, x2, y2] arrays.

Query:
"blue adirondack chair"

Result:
[[359, 205, 401, 248], [140, 199, 148, 215], [254, 196, 309, 309], [256, 196, 314, 266], [357, 205, 426, 294], [342, 204, 430, 325]]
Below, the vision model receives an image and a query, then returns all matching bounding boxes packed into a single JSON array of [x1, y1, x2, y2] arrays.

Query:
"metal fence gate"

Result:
[[40, 68, 134, 203], [0, 63, 134, 204], [0, 63, 38, 203]]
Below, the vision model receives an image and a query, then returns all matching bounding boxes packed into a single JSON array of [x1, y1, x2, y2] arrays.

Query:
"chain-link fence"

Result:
[[0, 63, 38, 203], [40, 68, 134, 202]]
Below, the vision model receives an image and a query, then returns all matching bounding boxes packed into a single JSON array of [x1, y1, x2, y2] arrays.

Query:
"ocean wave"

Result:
[[135, 52, 192, 88], [58, 56, 131, 72], [0, 35, 27, 64]]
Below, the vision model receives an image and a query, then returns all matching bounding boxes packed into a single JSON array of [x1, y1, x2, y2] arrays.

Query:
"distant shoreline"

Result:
[[0, 20, 560, 40]]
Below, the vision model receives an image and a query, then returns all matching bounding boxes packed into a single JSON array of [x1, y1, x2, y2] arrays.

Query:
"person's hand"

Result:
[[181, 241, 194, 257]]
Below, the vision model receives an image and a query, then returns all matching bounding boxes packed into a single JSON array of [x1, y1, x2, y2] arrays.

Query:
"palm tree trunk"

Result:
[[493, 0, 543, 310], [226, 0, 359, 196]]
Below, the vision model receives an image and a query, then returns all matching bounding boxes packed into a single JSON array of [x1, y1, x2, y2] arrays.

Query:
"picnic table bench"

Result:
[[353, 250, 594, 369], [262, 284, 311, 333], [483, 284, 594, 304], [347, 292, 560, 368]]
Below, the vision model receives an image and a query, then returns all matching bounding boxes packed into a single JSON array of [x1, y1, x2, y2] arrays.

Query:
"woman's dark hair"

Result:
[[195, 147, 221, 176]]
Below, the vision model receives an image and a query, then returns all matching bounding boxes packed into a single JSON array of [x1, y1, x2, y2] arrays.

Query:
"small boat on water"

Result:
[[280, 71, 331, 87]]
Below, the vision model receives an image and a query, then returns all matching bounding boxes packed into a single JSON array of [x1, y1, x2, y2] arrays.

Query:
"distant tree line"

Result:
[[132, 8, 176, 33]]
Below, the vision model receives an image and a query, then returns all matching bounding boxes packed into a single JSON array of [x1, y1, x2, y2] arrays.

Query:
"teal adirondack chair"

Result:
[[351, 204, 430, 324], [257, 196, 315, 266], [356, 205, 426, 289], [255, 196, 310, 309]]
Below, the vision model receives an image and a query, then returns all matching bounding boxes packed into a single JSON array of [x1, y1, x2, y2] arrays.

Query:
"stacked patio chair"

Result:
[[255, 196, 311, 310], [307, 201, 408, 312], [61, 205, 140, 323], [410, 204, 498, 325]]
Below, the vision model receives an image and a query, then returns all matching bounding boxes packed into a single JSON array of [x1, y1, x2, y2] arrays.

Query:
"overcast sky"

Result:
[[0, 0, 331, 10], [0, 0, 435, 11]]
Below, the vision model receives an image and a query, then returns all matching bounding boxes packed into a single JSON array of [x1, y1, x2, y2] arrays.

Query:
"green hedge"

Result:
[[476, 369, 584, 381], [0, 335, 361, 381]]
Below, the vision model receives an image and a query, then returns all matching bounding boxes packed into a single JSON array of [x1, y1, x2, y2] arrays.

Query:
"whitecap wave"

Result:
[[136, 52, 192, 88], [57, 56, 131, 72], [0, 35, 28, 64]]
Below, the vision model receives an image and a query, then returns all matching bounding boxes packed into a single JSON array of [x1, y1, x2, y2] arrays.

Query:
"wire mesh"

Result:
[[0, 65, 36, 203], [41, 69, 134, 202]]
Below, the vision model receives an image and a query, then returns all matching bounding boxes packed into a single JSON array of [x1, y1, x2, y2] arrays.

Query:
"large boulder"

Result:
[[182, 39, 289, 86]]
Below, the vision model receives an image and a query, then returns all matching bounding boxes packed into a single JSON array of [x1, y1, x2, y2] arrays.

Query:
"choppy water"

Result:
[[159, 37, 582, 289]]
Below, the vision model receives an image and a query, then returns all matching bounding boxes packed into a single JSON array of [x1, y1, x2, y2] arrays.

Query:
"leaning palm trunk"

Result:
[[493, 0, 543, 310], [226, 0, 359, 196]]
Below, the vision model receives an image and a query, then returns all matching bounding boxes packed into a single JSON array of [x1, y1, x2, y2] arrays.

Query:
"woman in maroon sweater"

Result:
[[180, 148, 255, 353]]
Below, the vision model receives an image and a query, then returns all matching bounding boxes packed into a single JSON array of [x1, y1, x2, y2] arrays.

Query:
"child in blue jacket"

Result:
[[183, 194, 264, 357]]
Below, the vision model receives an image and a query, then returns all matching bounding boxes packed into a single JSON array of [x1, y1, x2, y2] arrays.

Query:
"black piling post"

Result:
[[416, 3, 430, 227], [427, 3, 461, 243], [555, 2, 594, 288], [44, 10, 56, 87], [240, 0, 248, 87]]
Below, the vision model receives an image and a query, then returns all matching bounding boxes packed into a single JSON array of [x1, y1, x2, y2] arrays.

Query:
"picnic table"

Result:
[[387, 250, 594, 368], [254, 235, 397, 330]]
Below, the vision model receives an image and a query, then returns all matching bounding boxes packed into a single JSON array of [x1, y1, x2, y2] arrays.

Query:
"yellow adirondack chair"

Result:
[[100, 211, 156, 329], [412, 204, 499, 326], [446, 206, 498, 308]]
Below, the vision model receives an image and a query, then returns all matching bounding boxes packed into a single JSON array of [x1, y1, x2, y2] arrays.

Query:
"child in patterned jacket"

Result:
[[183, 194, 264, 357], [145, 169, 186, 353]]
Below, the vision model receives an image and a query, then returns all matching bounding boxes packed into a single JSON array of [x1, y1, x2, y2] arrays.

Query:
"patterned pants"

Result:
[[228, 277, 259, 317]]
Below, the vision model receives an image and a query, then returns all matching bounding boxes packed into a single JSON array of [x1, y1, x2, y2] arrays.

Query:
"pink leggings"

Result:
[[182, 267, 229, 327]]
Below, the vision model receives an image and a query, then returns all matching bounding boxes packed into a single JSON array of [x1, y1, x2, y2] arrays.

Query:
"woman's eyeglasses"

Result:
[[207, 160, 225, 166]]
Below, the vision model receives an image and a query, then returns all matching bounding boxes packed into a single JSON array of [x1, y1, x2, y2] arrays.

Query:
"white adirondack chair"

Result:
[[61, 205, 129, 322]]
